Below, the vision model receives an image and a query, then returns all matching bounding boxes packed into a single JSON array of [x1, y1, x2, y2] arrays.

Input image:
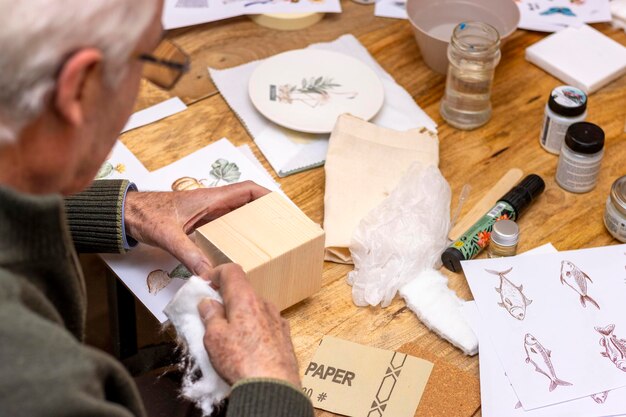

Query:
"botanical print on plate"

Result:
[[270, 76, 357, 108]]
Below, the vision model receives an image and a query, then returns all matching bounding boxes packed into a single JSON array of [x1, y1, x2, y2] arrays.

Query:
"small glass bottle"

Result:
[[604, 175, 626, 243], [539, 86, 587, 155], [488, 220, 519, 258], [555, 122, 605, 193], [440, 22, 501, 130]]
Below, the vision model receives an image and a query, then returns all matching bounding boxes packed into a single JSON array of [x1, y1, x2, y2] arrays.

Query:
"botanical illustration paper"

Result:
[[95, 141, 150, 186], [101, 138, 282, 322]]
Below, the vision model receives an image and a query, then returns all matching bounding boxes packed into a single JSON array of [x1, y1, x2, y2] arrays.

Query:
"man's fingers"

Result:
[[165, 230, 213, 279], [181, 181, 271, 233], [209, 264, 259, 317], [198, 298, 226, 324]]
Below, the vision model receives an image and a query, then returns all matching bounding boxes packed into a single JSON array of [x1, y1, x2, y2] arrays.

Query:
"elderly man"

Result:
[[0, 1, 314, 416]]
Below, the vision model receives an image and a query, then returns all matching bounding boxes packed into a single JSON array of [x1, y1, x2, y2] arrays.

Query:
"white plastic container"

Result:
[[539, 86, 587, 154], [555, 122, 604, 193]]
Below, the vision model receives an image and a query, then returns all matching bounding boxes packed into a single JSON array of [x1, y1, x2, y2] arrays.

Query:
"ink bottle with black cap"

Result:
[[441, 174, 545, 273], [556, 122, 605, 193]]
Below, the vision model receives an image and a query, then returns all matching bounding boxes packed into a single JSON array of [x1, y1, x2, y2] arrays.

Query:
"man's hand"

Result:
[[124, 181, 270, 278], [197, 264, 301, 387]]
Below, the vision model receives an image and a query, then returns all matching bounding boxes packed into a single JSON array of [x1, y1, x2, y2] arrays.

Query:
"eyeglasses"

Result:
[[138, 40, 190, 90]]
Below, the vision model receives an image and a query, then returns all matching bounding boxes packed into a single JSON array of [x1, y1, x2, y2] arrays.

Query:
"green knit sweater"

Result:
[[0, 181, 314, 417]]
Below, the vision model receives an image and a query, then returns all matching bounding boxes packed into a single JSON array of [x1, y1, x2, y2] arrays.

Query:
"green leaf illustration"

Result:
[[209, 158, 241, 185], [96, 162, 113, 179], [170, 263, 192, 279]]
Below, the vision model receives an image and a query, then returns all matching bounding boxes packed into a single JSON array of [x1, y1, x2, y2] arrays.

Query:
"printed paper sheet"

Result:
[[96, 141, 150, 186], [374, 0, 407, 19], [463, 244, 626, 409], [163, 0, 341, 30], [101, 138, 283, 322], [465, 301, 626, 417], [517, 0, 612, 32]]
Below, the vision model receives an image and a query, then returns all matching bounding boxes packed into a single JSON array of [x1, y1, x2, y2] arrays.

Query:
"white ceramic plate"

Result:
[[248, 50, 385, 134]]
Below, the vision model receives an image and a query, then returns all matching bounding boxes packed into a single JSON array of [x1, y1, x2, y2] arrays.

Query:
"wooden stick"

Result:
[[448, 168, 524, 241]]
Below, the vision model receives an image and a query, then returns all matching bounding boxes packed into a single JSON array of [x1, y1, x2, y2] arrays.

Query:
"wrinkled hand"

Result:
[[124, 181, 270, 278], [197, 264, 301, 387]]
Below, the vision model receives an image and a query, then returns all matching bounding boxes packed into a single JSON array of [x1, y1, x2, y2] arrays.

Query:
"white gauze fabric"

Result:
[[164, 276, 230, 416], [347, 164, 450, 307], [399, 269, 478, 355]]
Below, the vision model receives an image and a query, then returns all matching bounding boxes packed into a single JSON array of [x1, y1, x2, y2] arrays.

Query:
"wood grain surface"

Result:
[[121, 3, 626, 415]]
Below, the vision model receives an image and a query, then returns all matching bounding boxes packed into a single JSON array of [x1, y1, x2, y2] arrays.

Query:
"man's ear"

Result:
[[54, 48, 103, 127]]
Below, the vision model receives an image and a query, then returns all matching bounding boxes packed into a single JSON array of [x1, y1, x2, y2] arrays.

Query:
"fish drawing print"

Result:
[[524, 334, 573, 392], [560, 261, 600, 309], [590, 391, 609, 404], [486, 268, 532, 320], [595, 324, 626, 372]]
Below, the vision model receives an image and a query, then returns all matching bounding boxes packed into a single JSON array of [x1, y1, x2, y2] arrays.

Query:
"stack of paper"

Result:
[[461, 243, 626, 416], [98, 138, 283, 322]]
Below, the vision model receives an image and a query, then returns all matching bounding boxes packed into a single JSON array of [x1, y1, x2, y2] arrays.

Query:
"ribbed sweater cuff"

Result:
[[227, 379, 314, 417], [64, 180, 131, 254]]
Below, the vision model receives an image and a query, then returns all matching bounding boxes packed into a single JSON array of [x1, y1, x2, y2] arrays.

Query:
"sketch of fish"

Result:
[[524, 333, 573, 392], [560, 261, 600, 309], [590, 391, 609, 404], [486, 268, 532, 320], [595, 324, 626, 372]]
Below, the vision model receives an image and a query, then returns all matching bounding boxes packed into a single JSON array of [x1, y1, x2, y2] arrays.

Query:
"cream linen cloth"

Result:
[[323, 114, 439, 263]]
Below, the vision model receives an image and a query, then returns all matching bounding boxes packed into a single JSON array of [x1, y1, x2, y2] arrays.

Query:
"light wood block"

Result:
[[195, 192, 325, 310]]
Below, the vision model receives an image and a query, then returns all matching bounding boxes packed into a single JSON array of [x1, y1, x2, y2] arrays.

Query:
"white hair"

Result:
[[0, 0, 158, 142]]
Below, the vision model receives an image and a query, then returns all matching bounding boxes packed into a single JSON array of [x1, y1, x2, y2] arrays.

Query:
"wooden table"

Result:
[[121, 3, 626, 415]]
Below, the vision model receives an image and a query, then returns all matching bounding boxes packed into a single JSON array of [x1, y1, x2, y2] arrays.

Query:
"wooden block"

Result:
[[195, 192, 325, 310]]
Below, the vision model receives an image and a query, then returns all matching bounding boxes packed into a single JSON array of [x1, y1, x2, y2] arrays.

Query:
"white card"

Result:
[[122, 97, 187, 133], [374, 0, 407, 20], [525, 24, 626, 93]]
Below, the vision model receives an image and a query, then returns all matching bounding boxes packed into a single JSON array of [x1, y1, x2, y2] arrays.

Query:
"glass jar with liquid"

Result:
[[440, 22, 501, 130]]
